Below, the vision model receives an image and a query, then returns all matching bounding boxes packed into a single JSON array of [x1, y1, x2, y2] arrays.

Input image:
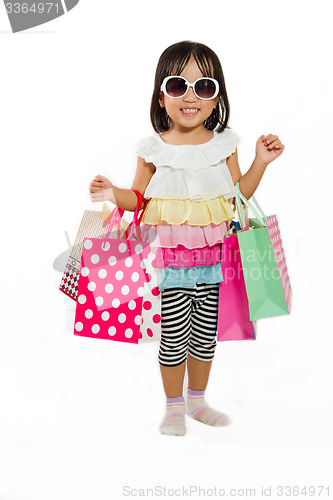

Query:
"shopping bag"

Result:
[[218, 233, 257, 341], [102, 191, 162, 342], [59, 203, 129, 301], [74, 190, 152, 344], [235, 182, 292, 321]]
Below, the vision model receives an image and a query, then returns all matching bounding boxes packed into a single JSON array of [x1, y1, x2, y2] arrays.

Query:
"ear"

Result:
[[159, 91, 165, 108]]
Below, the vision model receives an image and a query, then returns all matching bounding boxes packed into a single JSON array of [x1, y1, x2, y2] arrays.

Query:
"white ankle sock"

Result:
[[186, 388, 230, 426], [159, 396, 186, 436]]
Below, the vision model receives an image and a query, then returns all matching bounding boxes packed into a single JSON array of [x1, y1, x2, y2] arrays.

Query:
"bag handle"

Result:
[[105, 206, 125, 238], [102, 190, 149, 281], [123, 189, 148, 241], [105, 189, 147, 240], [235, 181, 269, 229], [125, 190, 149, 283]]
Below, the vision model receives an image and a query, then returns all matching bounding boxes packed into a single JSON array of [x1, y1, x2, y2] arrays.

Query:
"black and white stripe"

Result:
[[158, 282, 220, 367]]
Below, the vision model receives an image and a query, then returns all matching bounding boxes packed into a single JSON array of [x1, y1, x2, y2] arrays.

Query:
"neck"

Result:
[[160, 125, 214, 145]]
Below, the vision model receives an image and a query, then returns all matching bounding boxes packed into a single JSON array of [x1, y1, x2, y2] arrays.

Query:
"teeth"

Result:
[[182, 109, 198, 113]]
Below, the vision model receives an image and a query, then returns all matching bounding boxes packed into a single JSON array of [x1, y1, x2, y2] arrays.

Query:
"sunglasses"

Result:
[[160, 76, 219, 100]]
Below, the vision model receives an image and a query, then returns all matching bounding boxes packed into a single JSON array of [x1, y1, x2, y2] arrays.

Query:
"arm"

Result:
[[226, 134, 284, 200], [226, 148, 267, 200], [90, 156, 156, 211]]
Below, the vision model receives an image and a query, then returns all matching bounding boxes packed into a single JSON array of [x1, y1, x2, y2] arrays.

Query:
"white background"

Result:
[[1, 0, 333, 498]]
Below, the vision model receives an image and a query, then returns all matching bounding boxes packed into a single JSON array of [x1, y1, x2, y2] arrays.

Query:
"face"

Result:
[[158, 57, 219, 132]]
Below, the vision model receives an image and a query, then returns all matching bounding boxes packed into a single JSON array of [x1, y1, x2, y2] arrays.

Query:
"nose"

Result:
[[184, 85, 197, 101]]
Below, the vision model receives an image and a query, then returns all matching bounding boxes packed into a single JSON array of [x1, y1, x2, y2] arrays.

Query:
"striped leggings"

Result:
[[158, 282, 220, 367]]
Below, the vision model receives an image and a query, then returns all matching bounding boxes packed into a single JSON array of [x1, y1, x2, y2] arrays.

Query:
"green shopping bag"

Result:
[[234, 182, 292, 321]]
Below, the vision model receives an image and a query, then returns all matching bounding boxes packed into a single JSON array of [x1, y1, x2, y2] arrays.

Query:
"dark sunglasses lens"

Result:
[[165, 77, 187, 97], [195, 79, 216, 99]]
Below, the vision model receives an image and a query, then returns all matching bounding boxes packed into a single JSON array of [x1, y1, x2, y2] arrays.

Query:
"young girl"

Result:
[[89, 40, 284, 436]]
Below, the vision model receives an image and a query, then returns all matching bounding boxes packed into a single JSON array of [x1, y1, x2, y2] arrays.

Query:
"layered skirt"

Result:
[[140, 193, 236, 291]]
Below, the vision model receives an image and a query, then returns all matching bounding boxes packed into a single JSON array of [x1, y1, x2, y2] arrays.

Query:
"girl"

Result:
[[89, 40, 284, 436]]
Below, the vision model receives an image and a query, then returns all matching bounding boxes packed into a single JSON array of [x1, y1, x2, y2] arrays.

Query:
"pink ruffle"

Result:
[[155, 243, 221, 269], [140, 221, 228, 249]]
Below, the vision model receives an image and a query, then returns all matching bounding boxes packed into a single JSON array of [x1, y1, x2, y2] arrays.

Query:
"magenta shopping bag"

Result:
[[217, 234, 257, 341], [74, 190, 152, 344]]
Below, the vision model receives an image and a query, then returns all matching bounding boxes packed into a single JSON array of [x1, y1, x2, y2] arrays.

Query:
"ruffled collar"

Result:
[[136, 128, 241, 171]]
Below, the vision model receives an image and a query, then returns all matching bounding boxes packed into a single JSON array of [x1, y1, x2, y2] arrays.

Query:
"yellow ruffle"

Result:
[[141, 195, 235, 226]]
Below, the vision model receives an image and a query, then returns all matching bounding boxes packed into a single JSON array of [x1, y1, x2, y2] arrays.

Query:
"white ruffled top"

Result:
[[135, 127, 241, 201]]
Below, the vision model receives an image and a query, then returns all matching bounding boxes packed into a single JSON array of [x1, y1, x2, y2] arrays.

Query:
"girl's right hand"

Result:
[[89, 174, 113, 192], [90, 187, 116, 204], [89, 175, 115, 203]]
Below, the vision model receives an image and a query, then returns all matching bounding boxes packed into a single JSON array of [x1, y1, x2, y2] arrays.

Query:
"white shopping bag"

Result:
[[140, 246, 161, 342]]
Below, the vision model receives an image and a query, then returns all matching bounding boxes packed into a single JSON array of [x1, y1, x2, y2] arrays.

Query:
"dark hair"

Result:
[[150, 40, 230, 134]]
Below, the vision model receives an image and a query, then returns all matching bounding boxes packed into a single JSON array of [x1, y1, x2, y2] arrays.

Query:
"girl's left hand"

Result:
[[256, 134, 285, 166]]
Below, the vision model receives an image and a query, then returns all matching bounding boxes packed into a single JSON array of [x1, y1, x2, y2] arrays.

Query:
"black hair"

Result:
[[150, 40, 230, 134]]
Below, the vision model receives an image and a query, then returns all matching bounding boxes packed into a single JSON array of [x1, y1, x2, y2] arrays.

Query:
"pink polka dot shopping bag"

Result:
[[59, 204, 129, 302], [74, 190, 161, 344]]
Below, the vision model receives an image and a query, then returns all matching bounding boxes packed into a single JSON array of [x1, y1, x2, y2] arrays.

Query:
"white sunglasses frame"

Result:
[[160, 76, 219, 101]]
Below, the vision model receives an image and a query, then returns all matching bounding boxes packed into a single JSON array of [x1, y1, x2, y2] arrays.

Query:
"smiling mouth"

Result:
[[181, 108, 199, 115]]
